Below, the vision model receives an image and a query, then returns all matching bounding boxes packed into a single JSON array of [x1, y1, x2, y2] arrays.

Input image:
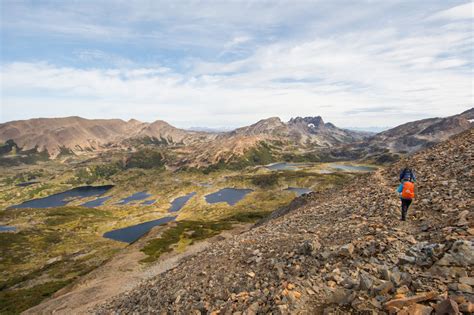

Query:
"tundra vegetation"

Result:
[[0, 143, 371, 314]]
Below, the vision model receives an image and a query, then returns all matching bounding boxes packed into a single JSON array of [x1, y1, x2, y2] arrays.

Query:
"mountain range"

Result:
[[0, 108, 472, 166]]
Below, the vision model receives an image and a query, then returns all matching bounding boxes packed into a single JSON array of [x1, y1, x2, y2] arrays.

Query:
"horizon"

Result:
[[1, 1, 473, 128]]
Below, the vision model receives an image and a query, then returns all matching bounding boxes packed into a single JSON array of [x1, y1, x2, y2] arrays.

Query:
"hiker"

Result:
[[397, 168, 415, 221]]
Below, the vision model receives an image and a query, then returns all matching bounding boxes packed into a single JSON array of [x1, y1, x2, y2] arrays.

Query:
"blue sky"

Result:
[[0, 0, 472, 128]]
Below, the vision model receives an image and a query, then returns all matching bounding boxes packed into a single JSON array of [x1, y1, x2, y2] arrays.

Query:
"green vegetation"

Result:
[[0, 280, 72, 314], [141, 211, 271, 263], [125, 148, 166, 169], [202, 142, 275, 173], [0, 143, 50, 166]]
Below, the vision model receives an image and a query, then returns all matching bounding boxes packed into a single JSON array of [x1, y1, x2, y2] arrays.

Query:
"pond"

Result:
[[8, 185, 114, 209], [103, 216, 177, 243], [169, 192, 196, 212], [205, 188, 253, 206], [116, 191, 152, 205], [266, 162, 311, 171], [328, 163, 376, 172], [81, 196, 112, 208], [285, 187, 312, 197], [0, 225, 16, 232]]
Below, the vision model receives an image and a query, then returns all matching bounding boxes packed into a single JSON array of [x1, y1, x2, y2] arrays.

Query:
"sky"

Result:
[[0, 0, 472, 129]]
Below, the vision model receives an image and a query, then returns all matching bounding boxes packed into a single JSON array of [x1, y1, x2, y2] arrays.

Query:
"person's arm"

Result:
[[397, 184, 403, 194]]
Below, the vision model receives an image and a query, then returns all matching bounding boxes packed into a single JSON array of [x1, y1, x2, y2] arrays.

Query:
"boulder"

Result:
[[398, 303, 433, 315], [435, 298, 459, 315], [338, 243, 355, 257], [384, 292, 437, 312]]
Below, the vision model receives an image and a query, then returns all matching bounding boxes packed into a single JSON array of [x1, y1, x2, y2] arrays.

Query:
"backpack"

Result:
[[401, 181, 415, 200]]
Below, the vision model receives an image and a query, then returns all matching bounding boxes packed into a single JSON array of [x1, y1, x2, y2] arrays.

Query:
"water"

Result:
[[266, 162, 310, 171], [328, 163, 376, 172], [169, 192, 196, 212], [116, 191, 152, 205], [81, 196, 112, 208], [0, 225, 16, 232], [205, 188, 253, 206], [103, 216, 177, 243], [141, 199, 156, 205], [9, 185, 114, 209], [285, 187, 312, 196]]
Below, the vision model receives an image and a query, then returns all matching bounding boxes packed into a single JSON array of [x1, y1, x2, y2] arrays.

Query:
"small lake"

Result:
[[103, 216, 177, 243], [205, 188, 253, 206], [169, 192, 196, 212], [266, 162, 311, 171], [9, 185, 114, 209], [0, 225, 16, 232], [328, 163, 376, 172], [81, 196, 112, 208], [285, 187, 312, 196], [116, 191, 152, 205]]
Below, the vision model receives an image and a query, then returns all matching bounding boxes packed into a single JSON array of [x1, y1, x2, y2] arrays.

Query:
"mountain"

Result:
[[0, 116, 213, 157], [329, 108, 474, 163], [367, 108, 473, 153], [0, 109, 472, 165], [232, 116, 367, 146], [96, 127, 474, 314]]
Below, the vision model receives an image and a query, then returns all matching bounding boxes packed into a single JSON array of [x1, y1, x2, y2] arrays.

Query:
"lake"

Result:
[[205, 188, 253, 206], [116, 191, 152, 205], [0, 225, 16, 232], [81, 196, 112, 208], [9, 185, 114, 209], [266, 162, 311, 171], [103, 216, 177, 243], [169, 192, 196, 212], [328, 163, 376, 172], [285, 187, 312, 196]]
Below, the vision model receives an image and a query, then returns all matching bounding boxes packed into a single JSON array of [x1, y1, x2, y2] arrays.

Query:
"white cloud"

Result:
[[1, 1, 473, 128], [428, 2, 473, 20]]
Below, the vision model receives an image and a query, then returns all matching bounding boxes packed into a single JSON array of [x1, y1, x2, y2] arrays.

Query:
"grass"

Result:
[[0, 280, 73, 314], [140, 211, 271, 263]]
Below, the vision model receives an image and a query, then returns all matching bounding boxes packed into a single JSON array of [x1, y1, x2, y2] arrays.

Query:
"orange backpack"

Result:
[[401, 181, 415, 199]]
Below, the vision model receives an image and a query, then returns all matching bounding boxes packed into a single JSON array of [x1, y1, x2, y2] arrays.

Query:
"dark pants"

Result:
[[401, 198, 412, 221]]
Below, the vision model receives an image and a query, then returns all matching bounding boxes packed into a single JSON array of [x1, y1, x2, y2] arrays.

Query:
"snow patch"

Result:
[[468, 119, 474, 123], [308, 123, 315, 128]]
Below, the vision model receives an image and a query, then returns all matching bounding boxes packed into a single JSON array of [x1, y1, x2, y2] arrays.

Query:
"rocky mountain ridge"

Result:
[[0, 109, 472, 166], [96, 127, 473, 314], [0, 116, 214, 157]]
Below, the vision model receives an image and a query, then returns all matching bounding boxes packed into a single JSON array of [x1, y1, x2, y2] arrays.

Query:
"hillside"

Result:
[[97, 127, 473, 314], [325, 108, 473, 164], [0, 116, 212, 157]]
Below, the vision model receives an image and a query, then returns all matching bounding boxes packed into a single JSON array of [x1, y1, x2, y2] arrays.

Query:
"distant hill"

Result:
[[0, 116, 213, 157], [329, 108, 474, 163], [0, 109, 472, 166]]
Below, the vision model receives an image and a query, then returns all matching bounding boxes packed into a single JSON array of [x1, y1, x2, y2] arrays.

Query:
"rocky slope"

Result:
[[97, 127, 473, 314]]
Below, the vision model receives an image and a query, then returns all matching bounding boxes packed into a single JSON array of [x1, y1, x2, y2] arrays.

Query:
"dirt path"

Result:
[[23, 223, 251, 314]]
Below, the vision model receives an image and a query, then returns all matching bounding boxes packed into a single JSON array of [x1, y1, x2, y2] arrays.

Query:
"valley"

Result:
[[0, 109, 472, 314], [0, 153, 372, 313]]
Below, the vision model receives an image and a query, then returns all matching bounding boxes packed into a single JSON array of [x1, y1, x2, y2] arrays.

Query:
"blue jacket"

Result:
[[397, 183, 404, 194]]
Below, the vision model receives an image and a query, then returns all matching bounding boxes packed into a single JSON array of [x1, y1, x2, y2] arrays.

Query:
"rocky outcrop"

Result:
[[96, 127, 473, 313]]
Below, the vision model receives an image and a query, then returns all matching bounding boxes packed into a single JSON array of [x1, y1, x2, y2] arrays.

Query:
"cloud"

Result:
[[1, 1, 473, 128], [428, 2, 473, 20]]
